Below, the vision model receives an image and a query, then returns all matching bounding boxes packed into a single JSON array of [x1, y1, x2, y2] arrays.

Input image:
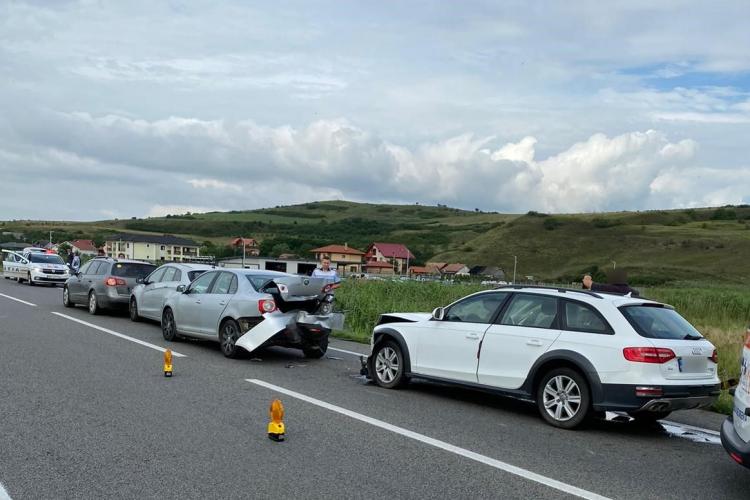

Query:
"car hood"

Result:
[[29, 263, 68, 271]]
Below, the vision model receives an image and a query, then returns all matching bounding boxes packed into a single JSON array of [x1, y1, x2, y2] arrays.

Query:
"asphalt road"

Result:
[[0, 277, 747, 499]]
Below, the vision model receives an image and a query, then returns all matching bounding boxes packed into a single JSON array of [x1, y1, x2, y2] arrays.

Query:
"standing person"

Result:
[[312, 255, 341, 289], [67, 250, 75, 270], [71, 251, 81, 274]]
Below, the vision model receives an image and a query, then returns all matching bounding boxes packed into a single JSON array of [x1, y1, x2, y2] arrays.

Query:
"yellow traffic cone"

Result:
[[267, 399, 285, 442], [164, 349, 173, 377]]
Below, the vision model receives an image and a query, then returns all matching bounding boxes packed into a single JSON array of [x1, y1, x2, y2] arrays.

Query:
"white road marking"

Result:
[[246, 379, 611, 500], [0, 293, 36, 307], [328, 346, 368, 357], [0, 481, 11, 500], [51, 312, 186, 357]]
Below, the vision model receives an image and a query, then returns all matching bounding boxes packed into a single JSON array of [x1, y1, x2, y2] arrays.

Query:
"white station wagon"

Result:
[[365, 285, 720, 429]]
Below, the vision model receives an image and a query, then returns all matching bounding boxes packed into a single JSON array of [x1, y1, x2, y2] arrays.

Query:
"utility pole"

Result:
[[612, 260, 616, 269], [49, 230, 53, 246], [242, 238, 246, 269], [513, 255, 517, 284]]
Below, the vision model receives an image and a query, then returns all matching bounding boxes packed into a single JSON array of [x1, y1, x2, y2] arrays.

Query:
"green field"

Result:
[[333, 279, 750, 414], [3, 201, 749, 284]]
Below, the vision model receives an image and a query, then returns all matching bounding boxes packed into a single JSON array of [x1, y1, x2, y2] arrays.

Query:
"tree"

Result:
[[57, 242, 72, 258]]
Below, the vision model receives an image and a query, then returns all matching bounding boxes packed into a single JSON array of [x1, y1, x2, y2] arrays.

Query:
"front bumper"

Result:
[[595, 383, 721, 412], [721, 416, 750, 469], [30, 274, 69, 283]]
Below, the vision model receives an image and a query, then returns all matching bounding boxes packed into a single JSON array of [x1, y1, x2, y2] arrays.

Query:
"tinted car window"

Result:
[[564, 301, 611, 334], [620, 305, 703, 340], [86, 262, 102, 275], [245, 274, 279, 291], [28, 254, 65, 264], [161, 267, 177, 282], [94, 262, 109, 275], [212, 272, 235, 294], [111, 263, 157, 279], [445, 293, 508, 323], [190, 272, 216, 294], [148, 267, 167, 283], [78, 261, 93, 274], [500, 294, 559, 329]]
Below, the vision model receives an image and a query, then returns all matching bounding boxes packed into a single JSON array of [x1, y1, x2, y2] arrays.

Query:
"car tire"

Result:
[[87, 291, 99, 315], [536, 367, 591, 429], [27, 273, 34, 286], [161, 308, 178, 341], [219, 319, 242, 359], [303, 337, 329, 359], [63, 286, 73, 308], [628, 410, 672, 423], [372, 340, 408, 389], [129, 298, 140, 322]]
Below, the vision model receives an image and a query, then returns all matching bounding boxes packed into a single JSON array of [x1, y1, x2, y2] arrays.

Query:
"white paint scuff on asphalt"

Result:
[[328, 346, 368, 357], [0, 481, 12, 500], [246, 379, 611, 500], [51, 312, 186, 357], [0, 293, 36, 307]]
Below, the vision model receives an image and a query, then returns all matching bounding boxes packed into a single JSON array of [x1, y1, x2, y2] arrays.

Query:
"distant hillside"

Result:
[[2, 201, 749, 285]]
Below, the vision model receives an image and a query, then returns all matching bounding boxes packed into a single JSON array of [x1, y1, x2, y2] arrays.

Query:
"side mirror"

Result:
[[431, 307, 445, 321], [176, 284, 187, 293], [136, 277, 145, 284]]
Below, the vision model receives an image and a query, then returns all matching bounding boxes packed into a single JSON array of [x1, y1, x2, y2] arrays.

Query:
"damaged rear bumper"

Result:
[[234, 311, 345, 353]]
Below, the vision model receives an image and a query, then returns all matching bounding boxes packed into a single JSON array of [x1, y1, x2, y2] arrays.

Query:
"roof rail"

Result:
[[494, 284, 603, 299]]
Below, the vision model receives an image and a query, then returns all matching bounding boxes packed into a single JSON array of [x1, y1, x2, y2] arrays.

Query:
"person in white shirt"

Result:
[[311, 256, 341, 289]]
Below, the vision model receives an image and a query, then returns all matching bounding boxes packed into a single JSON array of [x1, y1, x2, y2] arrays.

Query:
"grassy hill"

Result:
[[2, 201, 749, 285]]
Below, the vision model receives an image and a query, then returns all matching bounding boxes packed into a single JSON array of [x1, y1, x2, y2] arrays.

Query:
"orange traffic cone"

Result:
[[164, 349, 173, 377], [267, 399, 285, 442]]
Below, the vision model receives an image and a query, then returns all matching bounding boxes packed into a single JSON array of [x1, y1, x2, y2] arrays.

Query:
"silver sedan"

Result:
[[160, 268, 343, 359], [129, 263, 214, 322]]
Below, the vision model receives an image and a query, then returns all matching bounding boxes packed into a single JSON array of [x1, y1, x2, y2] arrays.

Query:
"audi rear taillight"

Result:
[[258, 299, 276, 314], [623, 347, 676, 364], [709, 349, 718, 364], [105, 276, 126, 287]]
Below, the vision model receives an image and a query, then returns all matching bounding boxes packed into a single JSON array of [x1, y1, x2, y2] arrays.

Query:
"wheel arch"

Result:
[[523, 350, 603, 405], [371, 327, 412, 374]]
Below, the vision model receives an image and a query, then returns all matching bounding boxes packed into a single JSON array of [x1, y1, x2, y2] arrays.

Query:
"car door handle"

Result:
[[465, 333, 480, 340], [219, 301, 226, 306], [195, 300, 201, 304], [526, 339, 543, 346]]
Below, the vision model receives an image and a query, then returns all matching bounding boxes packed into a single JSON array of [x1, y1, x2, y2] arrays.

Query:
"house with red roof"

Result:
[[365, 242, 415, 274], [363, 260, 395, 275], [440, 263, 470, 277], [310, 244, 365, 274], [65, 239, 99, 256], [230, 237, 260, 256]]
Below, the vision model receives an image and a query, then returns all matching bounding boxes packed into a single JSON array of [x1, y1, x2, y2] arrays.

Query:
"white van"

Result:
[[721, 327, 750, 468]]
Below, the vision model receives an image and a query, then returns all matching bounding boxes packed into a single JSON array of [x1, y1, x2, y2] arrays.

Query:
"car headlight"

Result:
[[31, 267, 44, 274]]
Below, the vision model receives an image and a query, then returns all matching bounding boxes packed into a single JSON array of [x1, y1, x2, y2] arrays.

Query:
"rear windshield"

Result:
[[620, 305, 703, 340], [28, 254, 64, 264], [111, 263, 157, 279], [187, 270, 206, 282], [245, 274, 278, 291]]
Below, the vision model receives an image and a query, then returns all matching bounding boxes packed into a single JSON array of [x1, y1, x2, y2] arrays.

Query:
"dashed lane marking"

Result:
[[51, 312, 186, 357], [0, 293, 36, 307], [246, 378, 611, 500]]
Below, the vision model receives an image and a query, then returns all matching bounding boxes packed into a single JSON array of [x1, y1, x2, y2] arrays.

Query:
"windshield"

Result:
[[245, 274, 279, 291], [620, 305, 703, 340], [187, 270, 207, 281], [28, 254, 65, 264], [111, 263, 157, 279]]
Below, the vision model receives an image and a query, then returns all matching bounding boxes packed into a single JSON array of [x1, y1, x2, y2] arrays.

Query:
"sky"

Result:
[[1, 0, 749, 221]]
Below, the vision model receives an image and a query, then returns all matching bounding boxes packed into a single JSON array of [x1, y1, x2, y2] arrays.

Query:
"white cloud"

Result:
[[187, 178, 242, 192]]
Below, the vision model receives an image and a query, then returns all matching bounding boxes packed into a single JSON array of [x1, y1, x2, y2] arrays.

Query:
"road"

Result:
[[0, 277, 746, 499]]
